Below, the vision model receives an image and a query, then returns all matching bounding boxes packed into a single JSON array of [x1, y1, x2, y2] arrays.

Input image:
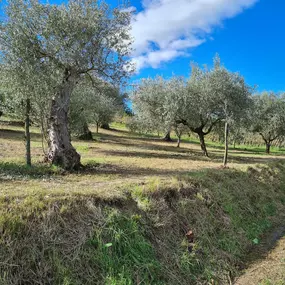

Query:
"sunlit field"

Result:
[[1, 121, 285, 197]]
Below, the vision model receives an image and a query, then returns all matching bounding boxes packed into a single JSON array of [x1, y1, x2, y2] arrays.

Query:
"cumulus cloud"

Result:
[[131, 0, 258, 72]]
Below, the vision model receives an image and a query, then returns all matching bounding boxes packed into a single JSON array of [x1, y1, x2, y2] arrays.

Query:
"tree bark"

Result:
[[47, 73, 81, 170], [78, 122, 93, 140], [163, 130, 172, 141], [266, 142, 271, 154], [96, 122, 99, 134], [223, 122, 229, 167], [177, 136, 181, 148], [260, 133, 272, 154], [101, 123, 110, 130], [197, 131, 208, 157], [25, 98, 31, 166]]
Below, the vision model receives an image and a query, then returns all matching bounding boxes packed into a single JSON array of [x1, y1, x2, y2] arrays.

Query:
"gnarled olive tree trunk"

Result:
[[78, 121, 93, 140], [197, 131, 209, 157], [47, 72, 81, 170], [259, 133, 277, 154], [266, 142, 271, 154]]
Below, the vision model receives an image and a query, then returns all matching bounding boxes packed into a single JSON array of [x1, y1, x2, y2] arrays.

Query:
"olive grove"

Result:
[[131, 56, 253, 161]]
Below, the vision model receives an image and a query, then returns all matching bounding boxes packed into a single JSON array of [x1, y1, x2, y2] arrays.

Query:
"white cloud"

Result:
[[131, 0, 258, 72], [133, 49, 189, 70]]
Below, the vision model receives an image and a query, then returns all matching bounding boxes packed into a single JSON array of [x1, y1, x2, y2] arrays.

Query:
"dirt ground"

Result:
[[235, 233, 285, 285]]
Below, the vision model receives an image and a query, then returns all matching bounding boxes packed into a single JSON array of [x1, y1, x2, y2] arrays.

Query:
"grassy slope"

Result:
[[1, 123, 285, 284]]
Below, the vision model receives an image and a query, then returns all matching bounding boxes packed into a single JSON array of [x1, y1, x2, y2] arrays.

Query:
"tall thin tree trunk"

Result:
[[25, 98, 31, 166], [96, 122, 99, 134], [197, 132, 208, 157], [223, 122, 229, 167], [47, 73, 81, 170]]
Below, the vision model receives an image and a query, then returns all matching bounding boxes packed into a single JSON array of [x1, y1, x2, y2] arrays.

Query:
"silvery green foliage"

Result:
[[0, 0, 133, 165], [208, 55, 253, 124], [0, 62, 52, 137], [0, 0, 133, 129], [70, 78, 123, 135], [158, 65, 221, 136], [251, 92, 285, 144], [170, 57, 252, 133], [131, 56, 253, 156], [0, 0, 133, 85], [131, 76, 172, 135]]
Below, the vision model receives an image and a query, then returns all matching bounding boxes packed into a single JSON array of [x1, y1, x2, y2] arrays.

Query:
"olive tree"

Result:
[[251, 92, 285, 154], [0, 0, 133, 169], [70, 79, 123, 138], [165, 67, 221, 157], [132, 77, 172, 138], [0, 62, 55, 164], [209, 56, 253, 166]]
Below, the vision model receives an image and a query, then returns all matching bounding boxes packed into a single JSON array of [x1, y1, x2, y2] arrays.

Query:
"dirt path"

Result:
[[235, 233, 285, 285]]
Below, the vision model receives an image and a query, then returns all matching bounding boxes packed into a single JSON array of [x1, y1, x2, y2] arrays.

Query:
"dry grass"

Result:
[[1, 122, 284, 198]]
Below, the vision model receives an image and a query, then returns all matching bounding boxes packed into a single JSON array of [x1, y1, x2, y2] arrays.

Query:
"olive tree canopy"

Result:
[[251, 92, 285, 154], [0, 0, 133, 169]]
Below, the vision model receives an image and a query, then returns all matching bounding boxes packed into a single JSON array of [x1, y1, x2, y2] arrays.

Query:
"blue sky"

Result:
[[125, 0, 285, 93], [1, 0, 284, 92], [123, 0, 284, 93]]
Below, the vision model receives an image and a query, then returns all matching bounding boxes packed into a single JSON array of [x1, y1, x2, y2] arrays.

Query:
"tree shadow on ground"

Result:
[[97, 149, 209, 161], [89, 134, 192, 153], [96, 148, 283, 165], [0, 161, 58, 180], [0, 128, 42, 141], [81, 162, 207, 177]]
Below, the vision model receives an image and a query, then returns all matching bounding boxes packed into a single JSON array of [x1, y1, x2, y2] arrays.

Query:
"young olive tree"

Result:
[[173, 123, 188, 148], [0, 0, 133, 169], [0, 68, 33, 165], [209, 56, 253, 166], [0, 62, 55, 164], [251, 92, 285, 154]]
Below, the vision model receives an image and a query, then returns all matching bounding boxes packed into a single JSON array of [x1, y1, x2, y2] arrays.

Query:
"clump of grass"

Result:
[[83, 211, 162, 284]]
